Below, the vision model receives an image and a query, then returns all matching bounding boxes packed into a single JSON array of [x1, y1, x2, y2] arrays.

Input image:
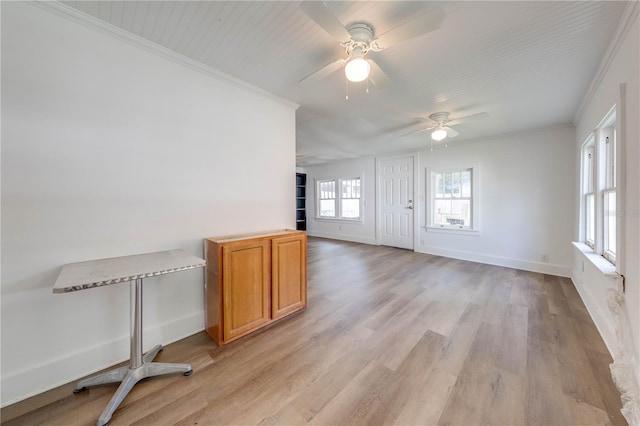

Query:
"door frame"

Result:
[[376, 153, 419, 250]]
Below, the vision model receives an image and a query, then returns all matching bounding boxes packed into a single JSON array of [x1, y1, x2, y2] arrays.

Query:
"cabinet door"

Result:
[[272, 234, 307, 320], [222, 240, 271, 342]]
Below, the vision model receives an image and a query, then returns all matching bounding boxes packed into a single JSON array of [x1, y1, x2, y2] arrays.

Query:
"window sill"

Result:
[[315, 218, 363, 225], [426, 226, 479, 236], [572, 241, 617, 277]]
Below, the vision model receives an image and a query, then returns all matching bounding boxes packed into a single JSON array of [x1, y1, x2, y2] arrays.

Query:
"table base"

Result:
[[74, 344, 191, 425]]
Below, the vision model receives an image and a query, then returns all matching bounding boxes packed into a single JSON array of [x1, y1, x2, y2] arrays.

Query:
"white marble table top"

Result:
[[53, 249, 206, 293]]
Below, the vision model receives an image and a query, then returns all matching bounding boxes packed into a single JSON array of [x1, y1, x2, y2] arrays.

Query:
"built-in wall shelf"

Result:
[[296, 173, 306, 231]]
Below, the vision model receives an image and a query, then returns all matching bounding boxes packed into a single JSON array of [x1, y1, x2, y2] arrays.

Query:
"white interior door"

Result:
[[379, 157, 414, 249]]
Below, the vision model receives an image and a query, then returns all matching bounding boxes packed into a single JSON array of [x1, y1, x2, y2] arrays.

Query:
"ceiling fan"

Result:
[[403, 112, 489, 141], [299, 1, 445, 88]]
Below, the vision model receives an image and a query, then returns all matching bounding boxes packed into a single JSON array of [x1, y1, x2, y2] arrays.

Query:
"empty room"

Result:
[[2, 1, 639, 425]]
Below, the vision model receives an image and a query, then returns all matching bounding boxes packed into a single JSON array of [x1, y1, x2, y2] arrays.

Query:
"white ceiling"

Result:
[[63, 1, 629, 166]]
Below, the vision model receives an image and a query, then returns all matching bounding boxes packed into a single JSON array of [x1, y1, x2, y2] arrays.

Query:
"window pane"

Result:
[[604, 190, 616, 256], [341, 178, 360, 198], [341, 179, 351, 198], [319, 181, 335, 199], [444, 172, 452, 198], [431, 168, 474, 229], [605, 131, 616, 189], [452, 172, 461, 198], [319, 199, 335, 217], [433, 199, 471, 227], [584, 144, 594, 193], [435, 173, 444, 198], [434, 199, 452, 226], [451, 200, 471, 226], [341, 199, 360, 218], [461, 170, 471, 198], [585, 193, 595, 244]]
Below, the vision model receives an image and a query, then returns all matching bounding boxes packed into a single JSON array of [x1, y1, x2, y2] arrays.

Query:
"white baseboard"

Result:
[[1, 311, 205, 408], [306, 231, 378, 246], [416, 245, 572, 277]]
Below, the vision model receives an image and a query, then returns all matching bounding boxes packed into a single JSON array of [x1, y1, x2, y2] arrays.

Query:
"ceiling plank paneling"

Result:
[[60, 0, 629, 166]]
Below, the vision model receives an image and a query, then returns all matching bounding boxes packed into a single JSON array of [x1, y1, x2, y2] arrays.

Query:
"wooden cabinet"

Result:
[[205, 230, 307, 345], [221, 239, 271, 341], [272, 234, 307, 320]]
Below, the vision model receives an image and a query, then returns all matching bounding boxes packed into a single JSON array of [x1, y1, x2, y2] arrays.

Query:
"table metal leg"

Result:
[[73, 278, 192, 426]]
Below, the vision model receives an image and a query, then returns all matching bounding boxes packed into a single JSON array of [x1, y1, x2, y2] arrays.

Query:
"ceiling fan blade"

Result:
[[413, 116, 440, 126], [372, 7, 445, 50], [447, 112, 489, 125], [299, 59, 345, 85], [402, 125, 434, 137], [300, 1, 352, 44], [444, 126, 459, 137], [368, 60, 390, 89]]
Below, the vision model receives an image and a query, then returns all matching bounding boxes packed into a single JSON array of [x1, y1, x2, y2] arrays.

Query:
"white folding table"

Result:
[[53, 249, 206, 426]]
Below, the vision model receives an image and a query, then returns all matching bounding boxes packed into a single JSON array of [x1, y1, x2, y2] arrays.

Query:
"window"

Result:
[[316, 177, 361, 220], [582, 137, 596, 247], [602, 129, 616, 262], [318, 180, 336, 218], [580, 107, 617, 264], [340, 178, 361, 219], [427, 166, 478, 232]]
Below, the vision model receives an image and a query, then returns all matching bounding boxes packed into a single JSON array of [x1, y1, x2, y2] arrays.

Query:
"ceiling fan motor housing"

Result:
[[343, 23, 374, 56], [429, 112, 450, 123]]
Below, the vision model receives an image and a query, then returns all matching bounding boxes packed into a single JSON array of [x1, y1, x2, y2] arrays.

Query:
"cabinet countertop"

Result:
[[205, 229, 304, 244]]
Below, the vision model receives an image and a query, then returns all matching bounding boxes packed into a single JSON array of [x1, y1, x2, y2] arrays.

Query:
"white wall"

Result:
[[417, 126, 576, 277], [303, 125, 576, 277], [1, 2, 297, 406], [303, 157, 377, 245], [573, 7, 639, 388]]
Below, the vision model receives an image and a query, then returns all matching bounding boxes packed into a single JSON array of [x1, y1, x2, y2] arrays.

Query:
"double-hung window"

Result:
[[602, 127, 617, 262], [318, 180, 337, 218], [580, 107, 617, 264], [583, 137, 596, 248], [426, 166, 478, 232], [316, 177, 362, 221]]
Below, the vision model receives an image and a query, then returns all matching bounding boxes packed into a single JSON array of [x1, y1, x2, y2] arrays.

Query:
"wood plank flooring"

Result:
[[2, 237, 625, 425]]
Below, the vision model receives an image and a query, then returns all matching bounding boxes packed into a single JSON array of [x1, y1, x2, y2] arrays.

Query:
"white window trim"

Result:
[[581, 136, 596, 249], [314, 175, 364, 223], [601, 127, 616, 264], [425, 163, 479, 234], [578, 105, 618, 267]]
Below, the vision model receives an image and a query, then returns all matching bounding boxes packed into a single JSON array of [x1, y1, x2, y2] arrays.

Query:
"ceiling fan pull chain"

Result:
[[345, 78, 349, 100], [366, 78, 370, 94]]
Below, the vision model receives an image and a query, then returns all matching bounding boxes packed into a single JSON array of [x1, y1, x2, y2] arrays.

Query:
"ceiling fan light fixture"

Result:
[[345, 57, 370, 82], [431, 128, 447, 141]]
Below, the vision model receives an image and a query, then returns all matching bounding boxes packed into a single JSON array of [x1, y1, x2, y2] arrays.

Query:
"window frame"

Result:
[[426, 164, 479, 234], [579, 106, 618, 265], [315, 176, 363, 222], [339, 178, 361, 220], [601, 126, 617, 263], [317, 179, 337, 219], [582, 137, 596, 248]]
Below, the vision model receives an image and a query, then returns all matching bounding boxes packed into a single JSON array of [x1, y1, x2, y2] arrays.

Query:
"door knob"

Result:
[[405, 206, 413, 209]]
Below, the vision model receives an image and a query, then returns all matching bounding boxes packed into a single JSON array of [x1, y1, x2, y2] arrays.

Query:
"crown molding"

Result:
[[573, 1, 639, 125], [31, 1, 299, 111]]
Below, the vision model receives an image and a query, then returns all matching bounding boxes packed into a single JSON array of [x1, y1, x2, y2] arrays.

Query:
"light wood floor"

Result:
[[2, 237, 625, 425]]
